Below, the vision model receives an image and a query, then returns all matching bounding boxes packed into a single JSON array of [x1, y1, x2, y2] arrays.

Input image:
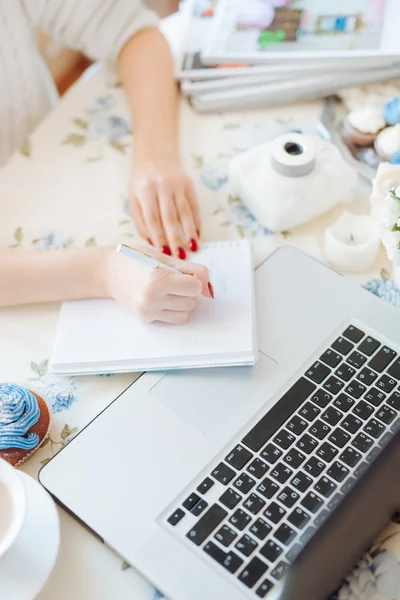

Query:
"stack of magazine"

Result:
[[177, 0, 400, 113]]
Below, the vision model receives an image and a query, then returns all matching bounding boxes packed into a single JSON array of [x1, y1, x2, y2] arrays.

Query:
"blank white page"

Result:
[[51, 240, 255, 374]]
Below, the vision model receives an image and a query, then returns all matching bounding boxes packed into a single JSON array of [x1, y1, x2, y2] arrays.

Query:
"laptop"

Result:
[[39, 246, 400, 600]]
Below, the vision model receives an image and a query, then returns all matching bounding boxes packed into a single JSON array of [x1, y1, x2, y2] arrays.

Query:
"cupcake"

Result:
[[344, 107, 386, 146], [383, 97, 400, 126], [0, 384, 50, 467], [374, 124, 400, 161]]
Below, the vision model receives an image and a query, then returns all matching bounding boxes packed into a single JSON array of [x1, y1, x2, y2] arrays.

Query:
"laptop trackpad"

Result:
[[150, 353, 277, 436]]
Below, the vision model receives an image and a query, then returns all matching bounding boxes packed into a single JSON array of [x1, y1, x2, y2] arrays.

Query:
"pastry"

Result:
[[383, 97, 400, 126], [374, 124, 400, 161], [0, 384, 50, 467], [344, 107, 386, 146]]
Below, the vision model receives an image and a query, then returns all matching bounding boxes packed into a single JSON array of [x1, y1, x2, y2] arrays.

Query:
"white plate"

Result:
[[0, 471, 60, 600]]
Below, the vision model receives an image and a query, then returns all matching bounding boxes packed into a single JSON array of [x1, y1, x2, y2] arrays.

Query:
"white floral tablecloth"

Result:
[[1, 63, 400, 600]]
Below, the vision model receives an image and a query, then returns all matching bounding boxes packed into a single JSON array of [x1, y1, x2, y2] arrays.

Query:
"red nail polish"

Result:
[[208, 282, 214, 299], [162, 245, 171, 256], [189, 238, 198, 252], [147, 238, 153, 246], [177, 247, 186, 260]]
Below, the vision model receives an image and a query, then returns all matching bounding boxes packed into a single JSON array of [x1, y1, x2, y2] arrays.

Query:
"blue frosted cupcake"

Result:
[[0, 384, 50, 467]]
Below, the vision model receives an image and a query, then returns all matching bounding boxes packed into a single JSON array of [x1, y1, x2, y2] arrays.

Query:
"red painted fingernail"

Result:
[[162, 245, 171, 256], [147, 238, 153, 246], [189, 238, 198, 252], [208, 282, 214, 299], [177, 247, 186, 260]]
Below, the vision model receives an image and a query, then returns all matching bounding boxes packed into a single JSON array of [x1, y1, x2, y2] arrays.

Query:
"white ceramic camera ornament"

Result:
[[229, 132, 358, 232]]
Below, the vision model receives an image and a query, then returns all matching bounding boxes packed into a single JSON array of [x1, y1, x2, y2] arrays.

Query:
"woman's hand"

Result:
[[129, 156, 201, 260], [103, 246, 213, 324]]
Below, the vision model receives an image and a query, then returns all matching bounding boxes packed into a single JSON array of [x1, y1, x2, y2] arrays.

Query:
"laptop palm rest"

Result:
[[150, 352, 277, 435]]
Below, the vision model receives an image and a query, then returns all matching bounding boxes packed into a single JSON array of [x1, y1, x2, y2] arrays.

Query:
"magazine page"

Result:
[[202, 0, 398, 63]]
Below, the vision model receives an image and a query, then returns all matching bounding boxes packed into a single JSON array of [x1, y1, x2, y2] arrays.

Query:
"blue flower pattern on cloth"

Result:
[[91, 95, 116, 112], [42, 375, 78, 413], [335, 550, 400, 600], [33, 232, 72, 250], [363, 279, 400, 308], [200, 163, 229, 191], [0, 384, 40, 450], [383, 97, 400, 126], [86, 114, 131, 142], [230, 201, 271, 237]]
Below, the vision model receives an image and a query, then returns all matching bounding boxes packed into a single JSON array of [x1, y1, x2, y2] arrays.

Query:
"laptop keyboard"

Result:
[[165, 326, 400, 597]]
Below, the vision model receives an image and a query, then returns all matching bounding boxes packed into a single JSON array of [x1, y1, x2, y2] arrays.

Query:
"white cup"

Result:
[[0, 459, 26, 559]]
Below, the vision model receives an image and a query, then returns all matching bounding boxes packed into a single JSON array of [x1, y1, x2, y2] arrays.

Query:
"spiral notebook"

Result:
[[50, 240, 257, 376]]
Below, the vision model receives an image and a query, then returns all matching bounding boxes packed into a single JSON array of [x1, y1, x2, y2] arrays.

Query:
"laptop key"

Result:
[[366, 446, 382, 463], [299, 402, 321, 422], [332, 337, 353, 356], [376, 405, 396, 425], [242, 377, 316, 452], [327, 493, 343, 511], [341, 414, 363, 434], [261, 443, 282, 465], [203, 541, 243, 574], [306, 361, 331, 384], [326, 461, 349, 483], [303, 457, 325, 478], [353, 399, 375, 420], [358, 336, 380, 357], [321, 407, 343, 427], [238, 557, 268, 589], [235, 534, 258, 557], [308, 420, 330, 441], [247, 458, 269, 479], [356, 368, 378, 386], [219, 488, 242, 510], [288, 507, 310, 529], [352, 432, 374, 453], [271, 561, 289, 581], [390, 417, 400, 433], [329, 427, 351, 448], [274, 523, 296, 546], [314, 510, 330, 527], [341, 478, 357, 494], [376, 375, 397, 393], [335, 364, 356, 382], [183, 493, 201, 511], [229, 509, 251, 531], [345, 381, 366, 400], [310, 389, 332, 409], [264, 502, 286, 524], [167, 508, 185, 526], [286, 543, 302, 563], [191, 499, 208, 517], [340, 447, 362, 467], [233, 473, 256, 494], [387, 391, 400, 410], [243, 493, 266, 515], [270, 463, 293, 484], [379, 431, 394, 449], [316, 441, 338, 463], [225, 445, 253, 470], [290, 471, 313, 492], [353, 462, 369, 479], [273, 429, 296, 450], [320, 349, 342, 369], [277, 487, 299, 509], [388, 358, 400, 380], [301, 491, 323, 513], [363, 418, 385, 439], [215, 525, 237, 547], [283, 448, 306, 469], [286, 415, 308, 435], [197, 477, 214, 495], [333, 393, 355, 413], [296, 434, 318, 454], [257, 478, 279, 500], [250, 518, 272, 541], [347, 351, 367, 369], [211, 463, 235, 485], [314, 476, 337, 498], [343, 325, 364, 344], [368, 346, 396, 373], [187, 504, 227, 546], [256, 579, 274, 598], [364, 388, 386, 407], [299, 526, 316, 546], [260, 540, 283, 563], [324, 376, 345, 395]]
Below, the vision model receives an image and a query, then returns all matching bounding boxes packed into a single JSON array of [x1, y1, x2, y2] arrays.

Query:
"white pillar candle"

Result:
[[324, 211, 381, 273]]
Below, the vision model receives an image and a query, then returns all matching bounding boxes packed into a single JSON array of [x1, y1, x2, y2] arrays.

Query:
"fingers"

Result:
[[154, 310, 192, 324], [158, 184, 186, 259], [175, 186, 199, 253], [158, 294, 198, 312], [129, 196, 148, 242], [135, 182, 169, 254], [185, 179, 201, 238]]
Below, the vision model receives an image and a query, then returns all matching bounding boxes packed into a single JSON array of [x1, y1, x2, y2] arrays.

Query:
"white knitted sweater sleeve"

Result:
[[21, 0, 160, 63]]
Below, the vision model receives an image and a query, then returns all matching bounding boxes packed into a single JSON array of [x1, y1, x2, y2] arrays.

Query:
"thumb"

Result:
[[135, 245, 213, 298]]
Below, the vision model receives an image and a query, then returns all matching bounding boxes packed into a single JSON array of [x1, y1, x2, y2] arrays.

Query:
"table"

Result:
[[1, 63, 400, 600]]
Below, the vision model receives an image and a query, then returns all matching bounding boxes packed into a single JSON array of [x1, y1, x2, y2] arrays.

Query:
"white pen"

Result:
[[116, 243, 181, 274]]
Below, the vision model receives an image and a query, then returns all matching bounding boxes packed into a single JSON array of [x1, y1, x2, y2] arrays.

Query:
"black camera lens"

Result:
[[284, 142, 303, 156]]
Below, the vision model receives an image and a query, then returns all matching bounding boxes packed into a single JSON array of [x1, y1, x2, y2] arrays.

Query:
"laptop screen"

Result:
[[282, 431, 400, 600]]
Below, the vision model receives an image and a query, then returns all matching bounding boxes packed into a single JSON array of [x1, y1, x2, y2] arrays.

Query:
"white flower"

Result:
[[370, 163, 400, 220]]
